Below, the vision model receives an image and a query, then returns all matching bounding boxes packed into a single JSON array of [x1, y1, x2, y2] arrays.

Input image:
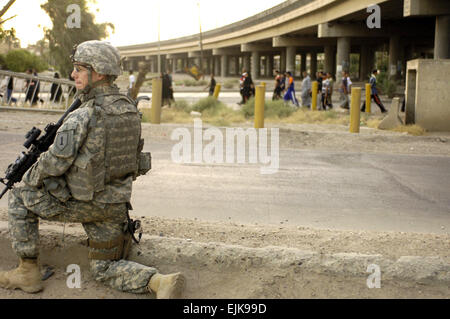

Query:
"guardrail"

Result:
[[0, 70, 76, 109]]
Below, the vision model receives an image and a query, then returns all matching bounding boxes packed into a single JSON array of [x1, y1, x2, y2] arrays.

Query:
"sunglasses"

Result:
[[73, 65, 91, 73]]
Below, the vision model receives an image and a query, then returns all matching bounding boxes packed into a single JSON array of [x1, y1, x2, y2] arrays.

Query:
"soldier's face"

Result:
[[71, 64, 104, 90]]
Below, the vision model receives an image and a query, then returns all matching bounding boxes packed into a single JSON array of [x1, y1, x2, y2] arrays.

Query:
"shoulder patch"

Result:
[[54, 130, 74, 157]]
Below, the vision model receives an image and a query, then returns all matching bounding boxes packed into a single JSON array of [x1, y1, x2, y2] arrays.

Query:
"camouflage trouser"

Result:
[[8, 185, 157, 294]]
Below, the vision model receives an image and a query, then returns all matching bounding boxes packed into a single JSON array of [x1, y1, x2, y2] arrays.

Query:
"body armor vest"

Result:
[[66, 90, 141, 203]]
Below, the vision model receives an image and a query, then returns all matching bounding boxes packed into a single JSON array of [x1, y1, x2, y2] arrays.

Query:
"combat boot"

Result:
[[0, 258, 43, 293], [148, 272, 186, 299]]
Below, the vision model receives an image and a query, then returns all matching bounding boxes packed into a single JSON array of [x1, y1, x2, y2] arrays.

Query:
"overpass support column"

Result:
[[267, 55, 273, 77], [336, 37, 350, 81], [235, 56, 240, 75], [359, 45, 373, 81], [210, 57, 214, 74], [434, 15, 450, 59], [389, 36, 401, 80], [136, 59, 141, 72], [243, 55, 250, 73], [205, 57, 210, 75], [148, 58, 154, 73], [324, 45, 334, 74], [310, 52, 317, 78], [214, 57, 220, 76], [172, 58, 177, 73], [251, 51, 260, 78], [221, 55, 228, 78], [280, 50, 286, 72], [286, 46, 296, 74], [300, 53, 306, 74]]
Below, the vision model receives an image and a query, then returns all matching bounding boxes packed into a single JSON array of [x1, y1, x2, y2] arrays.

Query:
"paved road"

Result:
[[2, 130, 448, 234], [129, 139, 450, 234]]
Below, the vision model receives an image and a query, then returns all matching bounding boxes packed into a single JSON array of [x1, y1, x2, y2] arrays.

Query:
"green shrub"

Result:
[[223, 79, 237, 89], [4, 49, 48, 72], [191, 96, 226, 114], [182, 79, 208, 86], [377, 72, 398, 98], [173, 99, 191, 112], [0, 54, 6, 69], [241, 97, 295, 119]]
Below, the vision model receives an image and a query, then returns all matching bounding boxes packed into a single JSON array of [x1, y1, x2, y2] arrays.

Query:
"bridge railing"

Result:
[[0, 70, 77, 109]]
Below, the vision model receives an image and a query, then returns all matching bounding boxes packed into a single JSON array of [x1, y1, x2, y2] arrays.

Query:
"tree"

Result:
[[41, 0, 114, 77], [4, 49, 48, 72], [0, 0, 18, 45], [0, 53, 6, 69], [130, 61, 154, 100], [0, 0, 16, 20]]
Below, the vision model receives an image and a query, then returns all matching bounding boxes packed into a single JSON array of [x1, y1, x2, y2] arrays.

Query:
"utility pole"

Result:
[[157, 1, 161, 74], [197, 2, 203, 75]]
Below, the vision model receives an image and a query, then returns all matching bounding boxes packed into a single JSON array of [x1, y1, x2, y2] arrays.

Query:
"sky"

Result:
[[3, 0, 286, 47]]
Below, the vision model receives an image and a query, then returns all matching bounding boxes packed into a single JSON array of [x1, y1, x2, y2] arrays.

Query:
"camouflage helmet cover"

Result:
[[72, 40, 122, 76]]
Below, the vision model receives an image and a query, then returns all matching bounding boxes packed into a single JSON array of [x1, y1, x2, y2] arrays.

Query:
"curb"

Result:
[[0, 223, 448, 285], [132, 236, 450, 284], [0, 106, 65, 113]]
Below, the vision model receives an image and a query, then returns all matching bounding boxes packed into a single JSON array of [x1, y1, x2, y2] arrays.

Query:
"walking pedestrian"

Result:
[[5, 74, 17, 105], [361, 69, 387, 113], [321, 73, 329, 110], [326, 72, 334, 109], [205, 73, 216, 96], [128, 70, 135, 96], [272, 70, 283, 100], [50, 72, 63, 103], [242, 71, 254, 104], [339, 71, 352, 109], [300, 71, 311, 108], [283, 71, 299, 107], [238, 69, 246, 104]]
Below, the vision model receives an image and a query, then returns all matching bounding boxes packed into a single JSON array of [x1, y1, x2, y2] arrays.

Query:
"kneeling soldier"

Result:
[[0, 40, 185, 298]]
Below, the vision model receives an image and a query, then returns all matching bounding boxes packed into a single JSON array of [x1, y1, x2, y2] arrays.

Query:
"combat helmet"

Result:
[[71, 40, 122, 76]]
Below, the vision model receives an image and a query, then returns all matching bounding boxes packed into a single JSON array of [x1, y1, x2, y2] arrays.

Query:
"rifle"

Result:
[[0, 98, 82, 199]]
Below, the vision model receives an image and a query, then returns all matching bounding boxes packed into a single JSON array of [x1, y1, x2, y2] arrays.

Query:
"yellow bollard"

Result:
[[261, 82, 266, 88], [311, 81, 318, 111], [213, 84, 221, 99], [151, 78, 162, 124], [349, 87, 362, 133], [365, 83, 371, 114], [254, 85, 265, 129]]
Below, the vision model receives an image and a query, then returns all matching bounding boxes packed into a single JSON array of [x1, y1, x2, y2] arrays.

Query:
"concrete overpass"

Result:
[[118, 0, 450, 81]]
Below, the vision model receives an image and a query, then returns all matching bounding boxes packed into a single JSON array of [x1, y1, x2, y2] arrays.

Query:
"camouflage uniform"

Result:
[[7, 42, 157, 294]]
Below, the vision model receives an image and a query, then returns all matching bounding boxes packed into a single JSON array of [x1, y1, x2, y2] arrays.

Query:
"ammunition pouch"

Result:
[[87, 232, 132, 261], [87, 204, 142, 261], [137, 152, 151, 177]]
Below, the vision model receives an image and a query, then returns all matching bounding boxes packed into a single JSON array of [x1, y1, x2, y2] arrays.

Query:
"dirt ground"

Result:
[[0, 109, 449, 299]]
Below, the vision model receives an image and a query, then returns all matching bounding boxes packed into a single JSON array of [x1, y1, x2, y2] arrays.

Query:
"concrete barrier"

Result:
[[378, 97, 404, 130]]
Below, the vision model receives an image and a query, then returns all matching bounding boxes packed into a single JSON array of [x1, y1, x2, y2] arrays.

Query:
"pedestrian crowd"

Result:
[[0, 68, 74, 107], [232, 68, 388, 114], [269, 69, 335, 110]]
